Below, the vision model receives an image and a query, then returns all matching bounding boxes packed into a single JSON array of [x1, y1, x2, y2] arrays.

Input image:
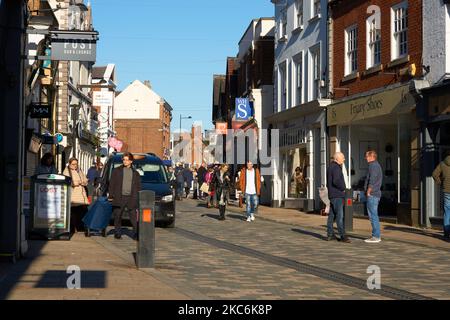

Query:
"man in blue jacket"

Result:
[[364, 150, 383, 243], [326, 152, 351, 243]]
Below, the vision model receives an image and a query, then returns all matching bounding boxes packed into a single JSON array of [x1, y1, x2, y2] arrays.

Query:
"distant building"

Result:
[[114, 80, 172, 159]]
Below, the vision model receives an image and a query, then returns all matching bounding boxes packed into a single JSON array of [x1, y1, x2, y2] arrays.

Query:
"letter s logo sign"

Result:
[[237, 103, 248, 119]]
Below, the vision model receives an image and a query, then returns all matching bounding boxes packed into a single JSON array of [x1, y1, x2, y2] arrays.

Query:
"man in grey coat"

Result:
[[364, 150, 383, 243]]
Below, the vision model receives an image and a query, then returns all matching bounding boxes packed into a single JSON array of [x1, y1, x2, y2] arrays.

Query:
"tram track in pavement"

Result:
[[168, 226, 434, 300]]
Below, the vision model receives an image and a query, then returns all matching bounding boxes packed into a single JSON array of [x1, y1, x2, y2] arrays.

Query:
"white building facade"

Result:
[[269, 0, 331, 210]]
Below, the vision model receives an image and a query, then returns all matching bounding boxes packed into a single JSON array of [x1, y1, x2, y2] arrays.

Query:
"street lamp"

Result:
[[179, 114, 192, 142]]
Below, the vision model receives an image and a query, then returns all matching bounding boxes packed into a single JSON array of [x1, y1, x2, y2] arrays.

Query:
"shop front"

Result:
[[419, 82, 450, 228], [328, 83, 420, 225], [267, 101, 328, 211]]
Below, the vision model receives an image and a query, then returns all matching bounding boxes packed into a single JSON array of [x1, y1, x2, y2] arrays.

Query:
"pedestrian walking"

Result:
[[212, 164, 232, 220], [326, 152, 351, 243], [35, 152, 57, 175], [364, 150, 383, 243], [432, 150, 450, 239], [87, 161, 103, 186], [197, 162, 207, 200], [240, 161, 262, 222], [108, 152, 142, 240], [63, 158, 89, 233], [204, 165, 215, 208], [175, 163, 184, 200], [167, 166, 176, 182], [192, 166, 199, 199], [182, 165, 193, 198]]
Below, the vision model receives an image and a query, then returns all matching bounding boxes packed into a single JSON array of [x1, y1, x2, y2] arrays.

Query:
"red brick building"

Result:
[[328, 0, 425, 226]]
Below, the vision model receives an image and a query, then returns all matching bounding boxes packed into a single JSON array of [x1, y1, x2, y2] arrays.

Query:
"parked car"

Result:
[[97, 153, 176, 228]]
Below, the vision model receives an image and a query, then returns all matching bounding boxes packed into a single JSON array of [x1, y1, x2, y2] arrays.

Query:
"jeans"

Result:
[[245, 193, 258, 217], [367, 195, 381, 238], [444, 193, 450, 237], [327, 198, 345, 238], [176, 182, 183, 198]]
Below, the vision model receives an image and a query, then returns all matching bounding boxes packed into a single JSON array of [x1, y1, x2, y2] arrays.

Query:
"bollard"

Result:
[[136, 190, 155, 269], [344, 188, 354, 232]]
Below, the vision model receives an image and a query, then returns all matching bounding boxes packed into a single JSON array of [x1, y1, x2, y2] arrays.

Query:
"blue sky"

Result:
[[91, 0, 274, 133]]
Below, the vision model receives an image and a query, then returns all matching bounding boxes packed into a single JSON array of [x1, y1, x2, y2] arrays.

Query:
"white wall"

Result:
[[114, 80, 162, 120], [274, 0, 328, 110], [423, 1, 450, 85]]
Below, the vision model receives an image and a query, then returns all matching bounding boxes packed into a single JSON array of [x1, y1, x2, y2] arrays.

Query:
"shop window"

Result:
[[286, 148, 308, 198]]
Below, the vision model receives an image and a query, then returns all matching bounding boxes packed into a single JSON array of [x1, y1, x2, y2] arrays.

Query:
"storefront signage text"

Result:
[[350, 97, 383, 116]]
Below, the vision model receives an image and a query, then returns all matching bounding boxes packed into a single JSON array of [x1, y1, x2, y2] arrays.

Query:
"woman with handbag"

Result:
[[203, 166, 215, 208], [63, 157, 89, 233]]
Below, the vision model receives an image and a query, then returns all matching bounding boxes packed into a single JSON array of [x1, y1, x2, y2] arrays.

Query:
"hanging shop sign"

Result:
[[327, 84, 415, 126], [50, 31, 99, 62], [93, 91, 114, 108], [30, 103, 51, 119], [235, 98, 252, 121]]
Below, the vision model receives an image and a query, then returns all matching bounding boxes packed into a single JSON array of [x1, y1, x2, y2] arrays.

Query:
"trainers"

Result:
[[250, 214, 255, 221], [326, 235, 338, 241], [246, 217, 252, 222], [364, 237, 381, 243]]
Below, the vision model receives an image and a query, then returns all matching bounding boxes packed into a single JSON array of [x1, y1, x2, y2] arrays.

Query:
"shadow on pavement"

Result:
[[291, 228, 328, 241], [383, 225, 448, 242], [226, 214, 247, 221], [34, 270, 107, 288], [0, 241, 47, 299], [201, 213, 221, 221]]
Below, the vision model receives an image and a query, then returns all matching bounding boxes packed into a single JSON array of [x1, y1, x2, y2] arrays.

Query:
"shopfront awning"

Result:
[[327, 83, 416, 126], [265, 99, 331, 124]]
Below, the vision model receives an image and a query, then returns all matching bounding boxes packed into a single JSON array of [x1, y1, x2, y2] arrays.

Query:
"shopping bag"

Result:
[[200, 183, 210, 194], [318, 185, 330, 214], [82, 196, 113, 230]]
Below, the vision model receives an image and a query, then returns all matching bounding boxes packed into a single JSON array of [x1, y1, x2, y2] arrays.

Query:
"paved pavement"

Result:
[[0, 233, 188, 300], [96, 199, 450, 300], [1, 198, 449, 300]]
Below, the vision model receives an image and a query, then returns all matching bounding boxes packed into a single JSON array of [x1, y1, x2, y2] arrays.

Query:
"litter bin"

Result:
[[344, 188, 353, 232], [29, 174, 72, 240]]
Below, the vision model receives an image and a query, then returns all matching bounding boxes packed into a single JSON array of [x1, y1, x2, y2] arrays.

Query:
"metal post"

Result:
[[137, 190, 155, 269], [344, 188, 353, 232]]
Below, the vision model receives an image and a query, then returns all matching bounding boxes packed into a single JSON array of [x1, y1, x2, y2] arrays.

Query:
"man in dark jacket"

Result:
[[197, 162, 207, 200], [175, 163, 184, 200], [326, 152, 351, 243], [108, 152, 142, 240], [182, 165, 194, 198], [364, 150, 383, 244]]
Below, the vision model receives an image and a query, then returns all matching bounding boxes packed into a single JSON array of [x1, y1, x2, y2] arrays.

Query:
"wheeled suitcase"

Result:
[[82, 197, 113, 237]]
